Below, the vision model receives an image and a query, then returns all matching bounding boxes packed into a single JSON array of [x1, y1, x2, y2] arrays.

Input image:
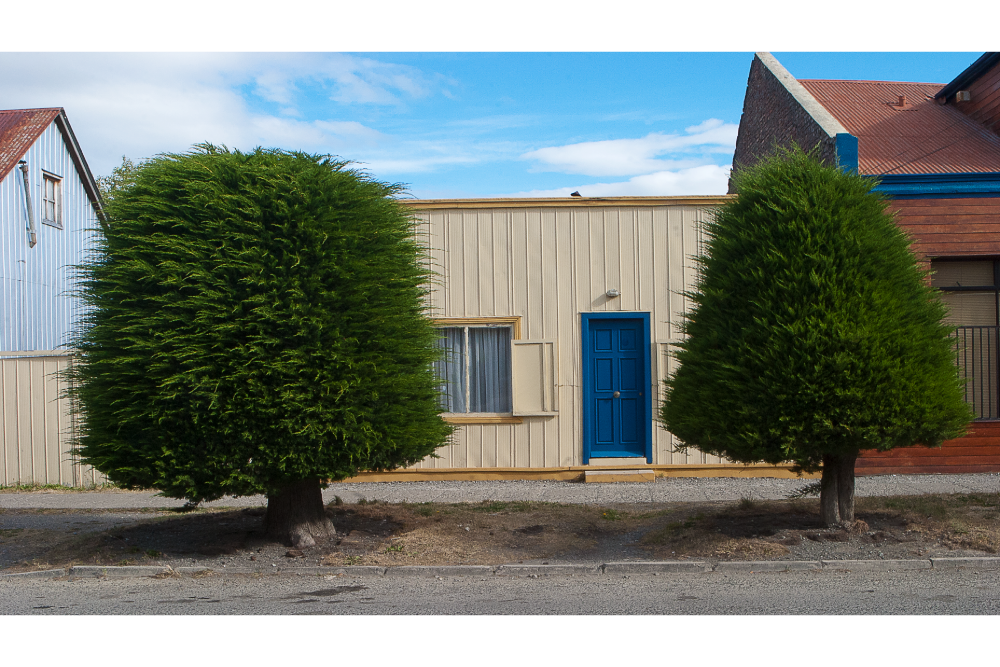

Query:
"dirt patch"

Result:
[[2, 493, 999, 573]]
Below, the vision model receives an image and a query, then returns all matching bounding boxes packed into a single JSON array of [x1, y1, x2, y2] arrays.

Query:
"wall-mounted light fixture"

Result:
[[606, 288, 620, 298]]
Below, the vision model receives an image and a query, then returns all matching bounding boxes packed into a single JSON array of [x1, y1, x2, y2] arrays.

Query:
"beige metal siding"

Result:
[[411, 200, 728, 469], [0, 352, 104, 487]]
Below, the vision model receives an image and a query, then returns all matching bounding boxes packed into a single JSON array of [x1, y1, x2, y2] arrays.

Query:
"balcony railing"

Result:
[[951, 326, 1000, 420]]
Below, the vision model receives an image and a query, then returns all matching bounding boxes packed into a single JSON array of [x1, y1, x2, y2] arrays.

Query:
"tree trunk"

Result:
[[820, 454, 841, 527], [265, 478, 335, 547], [836, 452, 858, 524]]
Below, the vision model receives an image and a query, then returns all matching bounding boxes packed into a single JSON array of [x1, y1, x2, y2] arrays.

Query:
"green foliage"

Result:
[[661, 148, 971, 472], [71, 144, 452, 502], [96, 155, 146, 204]]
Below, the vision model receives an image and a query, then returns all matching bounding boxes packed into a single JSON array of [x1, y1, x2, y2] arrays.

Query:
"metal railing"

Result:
[[951, 326, 1000, 420]]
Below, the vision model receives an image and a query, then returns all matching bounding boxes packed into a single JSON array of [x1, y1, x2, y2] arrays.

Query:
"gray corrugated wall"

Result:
[[1, 120, 99, 352]]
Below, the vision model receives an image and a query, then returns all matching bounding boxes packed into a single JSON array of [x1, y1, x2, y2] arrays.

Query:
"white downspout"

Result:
[[18, 160, 37, 248]]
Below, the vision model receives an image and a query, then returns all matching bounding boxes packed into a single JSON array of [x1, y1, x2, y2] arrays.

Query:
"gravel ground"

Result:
[[2, 473, 998, 509]]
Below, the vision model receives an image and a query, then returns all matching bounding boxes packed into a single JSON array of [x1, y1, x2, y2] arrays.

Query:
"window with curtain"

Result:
[[435, 325, 513, 413]]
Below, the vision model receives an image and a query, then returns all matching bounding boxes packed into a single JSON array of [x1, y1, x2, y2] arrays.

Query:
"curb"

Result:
[[821, 559, 931, 572], [929, 557, 1000, 569], [3, 557, 1000, 581], [495, 564, 602, 577], [714, 560, 822, 573], [604, 561, 711, 574], [384, 565, 494, 578]]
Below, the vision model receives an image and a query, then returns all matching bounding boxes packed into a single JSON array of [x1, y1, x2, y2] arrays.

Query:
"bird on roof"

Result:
[[570, 191, 582, 197]]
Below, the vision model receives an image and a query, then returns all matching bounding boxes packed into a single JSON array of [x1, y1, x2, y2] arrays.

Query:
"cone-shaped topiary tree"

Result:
[[661, 147, 972, 527], [70, 144, 452, 546]]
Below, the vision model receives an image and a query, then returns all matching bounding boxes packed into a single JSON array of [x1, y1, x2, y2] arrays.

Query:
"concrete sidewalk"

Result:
[[1, 473, 997, 509]]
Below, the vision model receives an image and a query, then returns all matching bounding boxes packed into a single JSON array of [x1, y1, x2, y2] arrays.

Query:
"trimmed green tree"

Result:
[[661, 148, 972, 527], [71, 144, 451, 546]]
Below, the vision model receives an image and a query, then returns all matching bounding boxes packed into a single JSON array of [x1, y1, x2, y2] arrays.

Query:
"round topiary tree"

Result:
[[71, 144, 451, 546], [661, 147, 972, 527]]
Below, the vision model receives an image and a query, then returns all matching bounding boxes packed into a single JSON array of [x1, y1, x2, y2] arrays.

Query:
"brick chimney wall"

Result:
[[730, 55, 838, 193]]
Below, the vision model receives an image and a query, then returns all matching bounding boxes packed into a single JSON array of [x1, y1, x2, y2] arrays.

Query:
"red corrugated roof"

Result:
[[0, 108, 62, 182], [799, 80, 1000, 175]]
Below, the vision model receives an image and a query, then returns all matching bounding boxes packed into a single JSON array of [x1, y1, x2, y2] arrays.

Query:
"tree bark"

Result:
[[820, 455, 841, 527], [265, 478, 336, 547], [836, 452, 858, 525]]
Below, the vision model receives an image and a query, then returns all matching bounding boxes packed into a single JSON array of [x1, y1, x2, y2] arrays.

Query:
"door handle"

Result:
[[613, 391, 620, 398]]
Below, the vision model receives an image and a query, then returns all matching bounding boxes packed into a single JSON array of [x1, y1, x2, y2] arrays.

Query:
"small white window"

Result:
[[41, 172, 62, 229]]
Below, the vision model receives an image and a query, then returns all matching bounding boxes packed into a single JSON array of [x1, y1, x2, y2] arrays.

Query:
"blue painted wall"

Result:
[[0, 121, 100, 351]]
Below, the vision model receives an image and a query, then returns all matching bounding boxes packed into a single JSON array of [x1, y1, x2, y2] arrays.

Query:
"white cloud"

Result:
[[0, 53, 438, 176], [359, 155, 479, 175], [494, 164, 731, 198], [520, 119, 738, 177]]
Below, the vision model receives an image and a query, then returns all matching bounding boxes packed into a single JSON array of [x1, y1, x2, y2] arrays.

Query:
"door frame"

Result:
[[581, 312, 653, 465]]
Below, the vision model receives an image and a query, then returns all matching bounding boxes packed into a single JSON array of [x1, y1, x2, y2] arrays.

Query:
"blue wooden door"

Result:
[[582, 314, 651, 462]]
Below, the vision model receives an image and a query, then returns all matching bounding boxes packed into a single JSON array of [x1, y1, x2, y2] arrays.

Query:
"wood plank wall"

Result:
[[893, 197, 1000, 257], [856, 196, 1000, 474], [857, 422, 1000, 475], [960, 60, 1000, 137]]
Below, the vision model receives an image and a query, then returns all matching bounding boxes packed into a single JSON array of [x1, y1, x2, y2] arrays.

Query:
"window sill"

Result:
[[443, 414, 523, 424]]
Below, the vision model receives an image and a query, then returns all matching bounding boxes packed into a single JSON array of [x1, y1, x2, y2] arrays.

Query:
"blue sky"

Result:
[[0, 51, 982, 198]]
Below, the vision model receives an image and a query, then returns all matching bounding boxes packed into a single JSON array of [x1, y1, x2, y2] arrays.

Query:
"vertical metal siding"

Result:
[[413, 202, 725, 469], [0, 120, 99, 352], [1, 119, 101, 485], [0, 353, 105, 487]]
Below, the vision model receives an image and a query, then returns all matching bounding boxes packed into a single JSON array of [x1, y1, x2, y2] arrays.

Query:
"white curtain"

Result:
[[435, 328, 466, 413], [469, 327, 512, 412]]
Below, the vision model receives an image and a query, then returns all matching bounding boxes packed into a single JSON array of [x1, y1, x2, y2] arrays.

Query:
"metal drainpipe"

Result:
[[18, 160, 37, 248]]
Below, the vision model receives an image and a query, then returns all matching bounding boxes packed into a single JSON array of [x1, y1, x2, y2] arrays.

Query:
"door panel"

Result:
[[620, 398, 638, 443], [595, 358, 613, 391], [596, 398, 614, 443], [619, 357, 638, 390], [584, 316, 649, 460]]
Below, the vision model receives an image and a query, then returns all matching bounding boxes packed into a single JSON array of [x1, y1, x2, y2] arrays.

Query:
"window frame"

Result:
[[433, 316, 522, 424], [40, 171, 63, 230], [933, 257, 1000, 420]]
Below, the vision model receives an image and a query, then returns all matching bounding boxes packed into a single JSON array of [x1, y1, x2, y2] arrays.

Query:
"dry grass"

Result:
[[0, 483, 121, 494], [319, 500, 643, 566], [856, 493, 1000, 554], [3, 493, 1000, 573]]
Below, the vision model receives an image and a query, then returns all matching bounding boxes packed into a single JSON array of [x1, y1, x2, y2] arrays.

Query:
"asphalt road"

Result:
[[4, 568, 999, 614]]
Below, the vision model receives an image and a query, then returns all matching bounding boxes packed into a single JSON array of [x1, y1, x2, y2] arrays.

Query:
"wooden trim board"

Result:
[[339, 464, 820, 483]]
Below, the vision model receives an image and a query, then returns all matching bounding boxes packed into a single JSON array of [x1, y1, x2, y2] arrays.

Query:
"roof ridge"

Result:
[[0, 107, 64, 113], [0, 108, 105, 223], [799, 78, 945, 86]]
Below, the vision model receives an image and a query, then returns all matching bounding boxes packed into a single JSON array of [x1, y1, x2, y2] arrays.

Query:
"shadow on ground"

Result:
[[2, 493, 998, 573]]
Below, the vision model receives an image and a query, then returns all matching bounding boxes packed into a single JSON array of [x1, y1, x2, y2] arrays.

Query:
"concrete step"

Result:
[[584, 469, 655, 483]]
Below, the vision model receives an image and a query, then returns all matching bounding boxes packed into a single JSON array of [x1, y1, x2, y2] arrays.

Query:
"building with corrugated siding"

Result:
[[0, 108, 105, 486], [731, 52, 1000, 475], [343, 195, 814, 483]]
